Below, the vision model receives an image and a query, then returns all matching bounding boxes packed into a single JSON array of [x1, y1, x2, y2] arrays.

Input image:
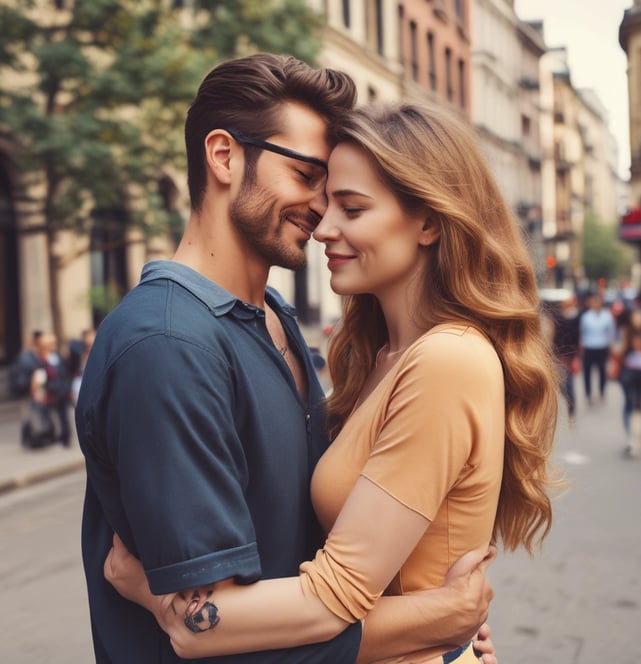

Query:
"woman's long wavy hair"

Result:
[[325, 102, 559, 553]]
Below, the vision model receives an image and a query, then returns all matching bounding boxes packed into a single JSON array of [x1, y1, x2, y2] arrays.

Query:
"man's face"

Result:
[[229, 102, 330, 271]]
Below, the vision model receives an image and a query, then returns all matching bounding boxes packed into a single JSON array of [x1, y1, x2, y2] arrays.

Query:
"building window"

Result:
[[427, 32, 437, 91], [0, 166, 20, 364], [445, 47, 453, 101], [366, 0, 384, 55], [89, 211, 129, 328], [521, 114, 531, 137], [458, 58, 465, 108], [342, 0, 351, 28], [398, 4, 405, 65], [375, 0, 384, 55], [410, 21, 418, 82], [454, 0, 464, 23]]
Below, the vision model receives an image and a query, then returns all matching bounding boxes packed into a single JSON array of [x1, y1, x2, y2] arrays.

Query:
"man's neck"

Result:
[[173, 210, 270, 307]]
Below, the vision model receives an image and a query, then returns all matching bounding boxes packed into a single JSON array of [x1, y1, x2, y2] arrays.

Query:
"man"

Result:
[[579, 292, 616, 405], [77, 54, 494, 663], [550, 294, 580, 423]]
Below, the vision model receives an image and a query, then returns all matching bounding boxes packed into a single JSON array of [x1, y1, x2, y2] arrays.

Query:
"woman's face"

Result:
[[313, 142, 430, 299]]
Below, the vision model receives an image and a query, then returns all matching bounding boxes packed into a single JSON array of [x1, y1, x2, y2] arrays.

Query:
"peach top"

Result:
[[300, 324, 505, 621]]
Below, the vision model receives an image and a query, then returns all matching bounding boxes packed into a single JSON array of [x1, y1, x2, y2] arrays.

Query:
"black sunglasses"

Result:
[[226, 129, 328, 171]]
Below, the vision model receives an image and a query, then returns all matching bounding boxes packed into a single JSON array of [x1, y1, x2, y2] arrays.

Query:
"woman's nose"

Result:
[[313, 211, 339, 243]]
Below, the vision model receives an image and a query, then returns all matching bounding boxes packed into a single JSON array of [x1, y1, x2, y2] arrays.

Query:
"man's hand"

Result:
[[433, 543, 496, 647]]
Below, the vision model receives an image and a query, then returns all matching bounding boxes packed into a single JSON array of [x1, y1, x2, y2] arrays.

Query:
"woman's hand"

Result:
[[473, 622, 498, 664], [103, 534, 152, 608], [103, 533, 178, 628], [103, 534, 215, 647]]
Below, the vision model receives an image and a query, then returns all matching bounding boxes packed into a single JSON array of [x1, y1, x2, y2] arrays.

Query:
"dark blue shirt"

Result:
[[76, 261, 361, 663]]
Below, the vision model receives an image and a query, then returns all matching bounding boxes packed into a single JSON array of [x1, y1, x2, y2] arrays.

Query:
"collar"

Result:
[[139, 260, 297, 319]]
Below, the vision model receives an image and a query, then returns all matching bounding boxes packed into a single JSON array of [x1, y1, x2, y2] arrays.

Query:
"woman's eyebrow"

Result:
[[331, 188, 374, 199]]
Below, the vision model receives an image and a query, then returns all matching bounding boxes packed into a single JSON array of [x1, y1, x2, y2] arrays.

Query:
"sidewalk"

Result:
[[0, 400, 85, 495]]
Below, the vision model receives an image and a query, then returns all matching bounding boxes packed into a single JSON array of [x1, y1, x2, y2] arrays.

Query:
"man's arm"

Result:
[[356, 546, 496, 663]]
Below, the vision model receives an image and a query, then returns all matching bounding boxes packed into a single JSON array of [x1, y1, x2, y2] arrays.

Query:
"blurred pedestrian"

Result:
[[10, 331, 53, 448], [38, 332, 73, 447], [579, 293, 616, 405], [551, 295, 580, 423], [614, 305, 641, 457], [9, 330, 42, 400], [68, 328, 96, 406]]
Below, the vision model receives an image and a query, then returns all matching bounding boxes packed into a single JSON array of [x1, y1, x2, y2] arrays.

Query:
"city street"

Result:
[[0, 381, 639, 663]]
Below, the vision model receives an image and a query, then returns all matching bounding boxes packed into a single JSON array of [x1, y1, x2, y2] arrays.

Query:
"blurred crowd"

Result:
[[542, 286, 641, 458], [9, 328, 95, 449]]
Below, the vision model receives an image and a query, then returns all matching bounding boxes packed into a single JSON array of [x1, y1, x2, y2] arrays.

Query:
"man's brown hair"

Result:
[[185, 53, 356, 210]]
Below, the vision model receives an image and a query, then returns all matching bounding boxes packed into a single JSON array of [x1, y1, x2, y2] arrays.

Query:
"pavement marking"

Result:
[[561, 450, 591, 465]]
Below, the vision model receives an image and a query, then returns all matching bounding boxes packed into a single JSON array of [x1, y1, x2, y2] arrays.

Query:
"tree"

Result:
[[582, 213, 634, 284], [0, 0, 323, 334]]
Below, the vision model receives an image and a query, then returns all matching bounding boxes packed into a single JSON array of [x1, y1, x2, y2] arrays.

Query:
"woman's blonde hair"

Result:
[[325, 102, 559, 553]]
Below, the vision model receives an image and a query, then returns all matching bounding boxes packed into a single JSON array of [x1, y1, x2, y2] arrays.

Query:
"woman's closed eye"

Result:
[[342, 206, 364, 218]]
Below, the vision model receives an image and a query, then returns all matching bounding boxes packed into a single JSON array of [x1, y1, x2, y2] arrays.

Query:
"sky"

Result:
[[514, 0, 632, 180]]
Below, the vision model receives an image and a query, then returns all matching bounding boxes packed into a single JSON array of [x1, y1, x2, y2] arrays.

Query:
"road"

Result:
[[0, 473, 93, 663], [0, 383, 639, 663], [487, 386, 641, 663]]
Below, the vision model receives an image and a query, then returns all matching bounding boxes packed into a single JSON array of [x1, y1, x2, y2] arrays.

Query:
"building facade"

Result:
[[619, 0, 641, 245], [539, 46, 624, 288], [470, 0, 546, 278]]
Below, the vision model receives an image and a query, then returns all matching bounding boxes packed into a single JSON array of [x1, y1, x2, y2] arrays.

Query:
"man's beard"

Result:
[[229, 177, 309, 271]]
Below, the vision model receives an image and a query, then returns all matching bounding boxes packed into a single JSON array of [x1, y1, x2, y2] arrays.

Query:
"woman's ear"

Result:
[[204, 130, 236, 185], [418, 218, 440, 247]]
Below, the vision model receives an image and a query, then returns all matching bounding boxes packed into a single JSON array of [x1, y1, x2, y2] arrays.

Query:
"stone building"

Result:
[[619, 0, 641, 245], [470, 0, 546, 279], [539, 46, 623, 287]]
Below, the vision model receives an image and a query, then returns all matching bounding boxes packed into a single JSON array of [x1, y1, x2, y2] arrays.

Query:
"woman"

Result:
[[106, 101, 558, 662], [615, 307, 641, 456]]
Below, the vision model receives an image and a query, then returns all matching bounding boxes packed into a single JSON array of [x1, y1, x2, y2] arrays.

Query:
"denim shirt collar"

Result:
[[139, 260, 297, 319]]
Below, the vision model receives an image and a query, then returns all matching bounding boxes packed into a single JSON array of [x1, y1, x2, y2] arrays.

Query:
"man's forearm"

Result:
[[357, 587, 477, 663]]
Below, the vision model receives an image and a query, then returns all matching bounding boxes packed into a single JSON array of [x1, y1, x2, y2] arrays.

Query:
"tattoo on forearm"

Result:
[[183, 588, 220, 634]]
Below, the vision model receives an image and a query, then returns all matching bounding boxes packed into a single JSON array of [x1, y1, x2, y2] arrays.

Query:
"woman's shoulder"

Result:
[[417, 323, 495, 353], [407, 324, 501, 377]]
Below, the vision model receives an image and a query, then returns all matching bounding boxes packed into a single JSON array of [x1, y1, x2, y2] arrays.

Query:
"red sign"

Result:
[[620, 207, 641, 242], [622, 207, 641, 224]]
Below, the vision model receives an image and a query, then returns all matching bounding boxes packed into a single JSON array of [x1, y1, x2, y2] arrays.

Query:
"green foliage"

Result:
[[87, 283, 122, 321], [582, 214, 634, 282], [0, 0, 323, 236]]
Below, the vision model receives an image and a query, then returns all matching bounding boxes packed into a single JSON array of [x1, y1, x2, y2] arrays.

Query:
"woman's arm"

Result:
[[105, 534, 497, 662], [106, 476, 434, 658], [105, 536, 348, 656]]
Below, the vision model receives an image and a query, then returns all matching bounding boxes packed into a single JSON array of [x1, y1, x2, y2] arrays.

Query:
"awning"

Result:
[[620, 207, 641, 241]]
